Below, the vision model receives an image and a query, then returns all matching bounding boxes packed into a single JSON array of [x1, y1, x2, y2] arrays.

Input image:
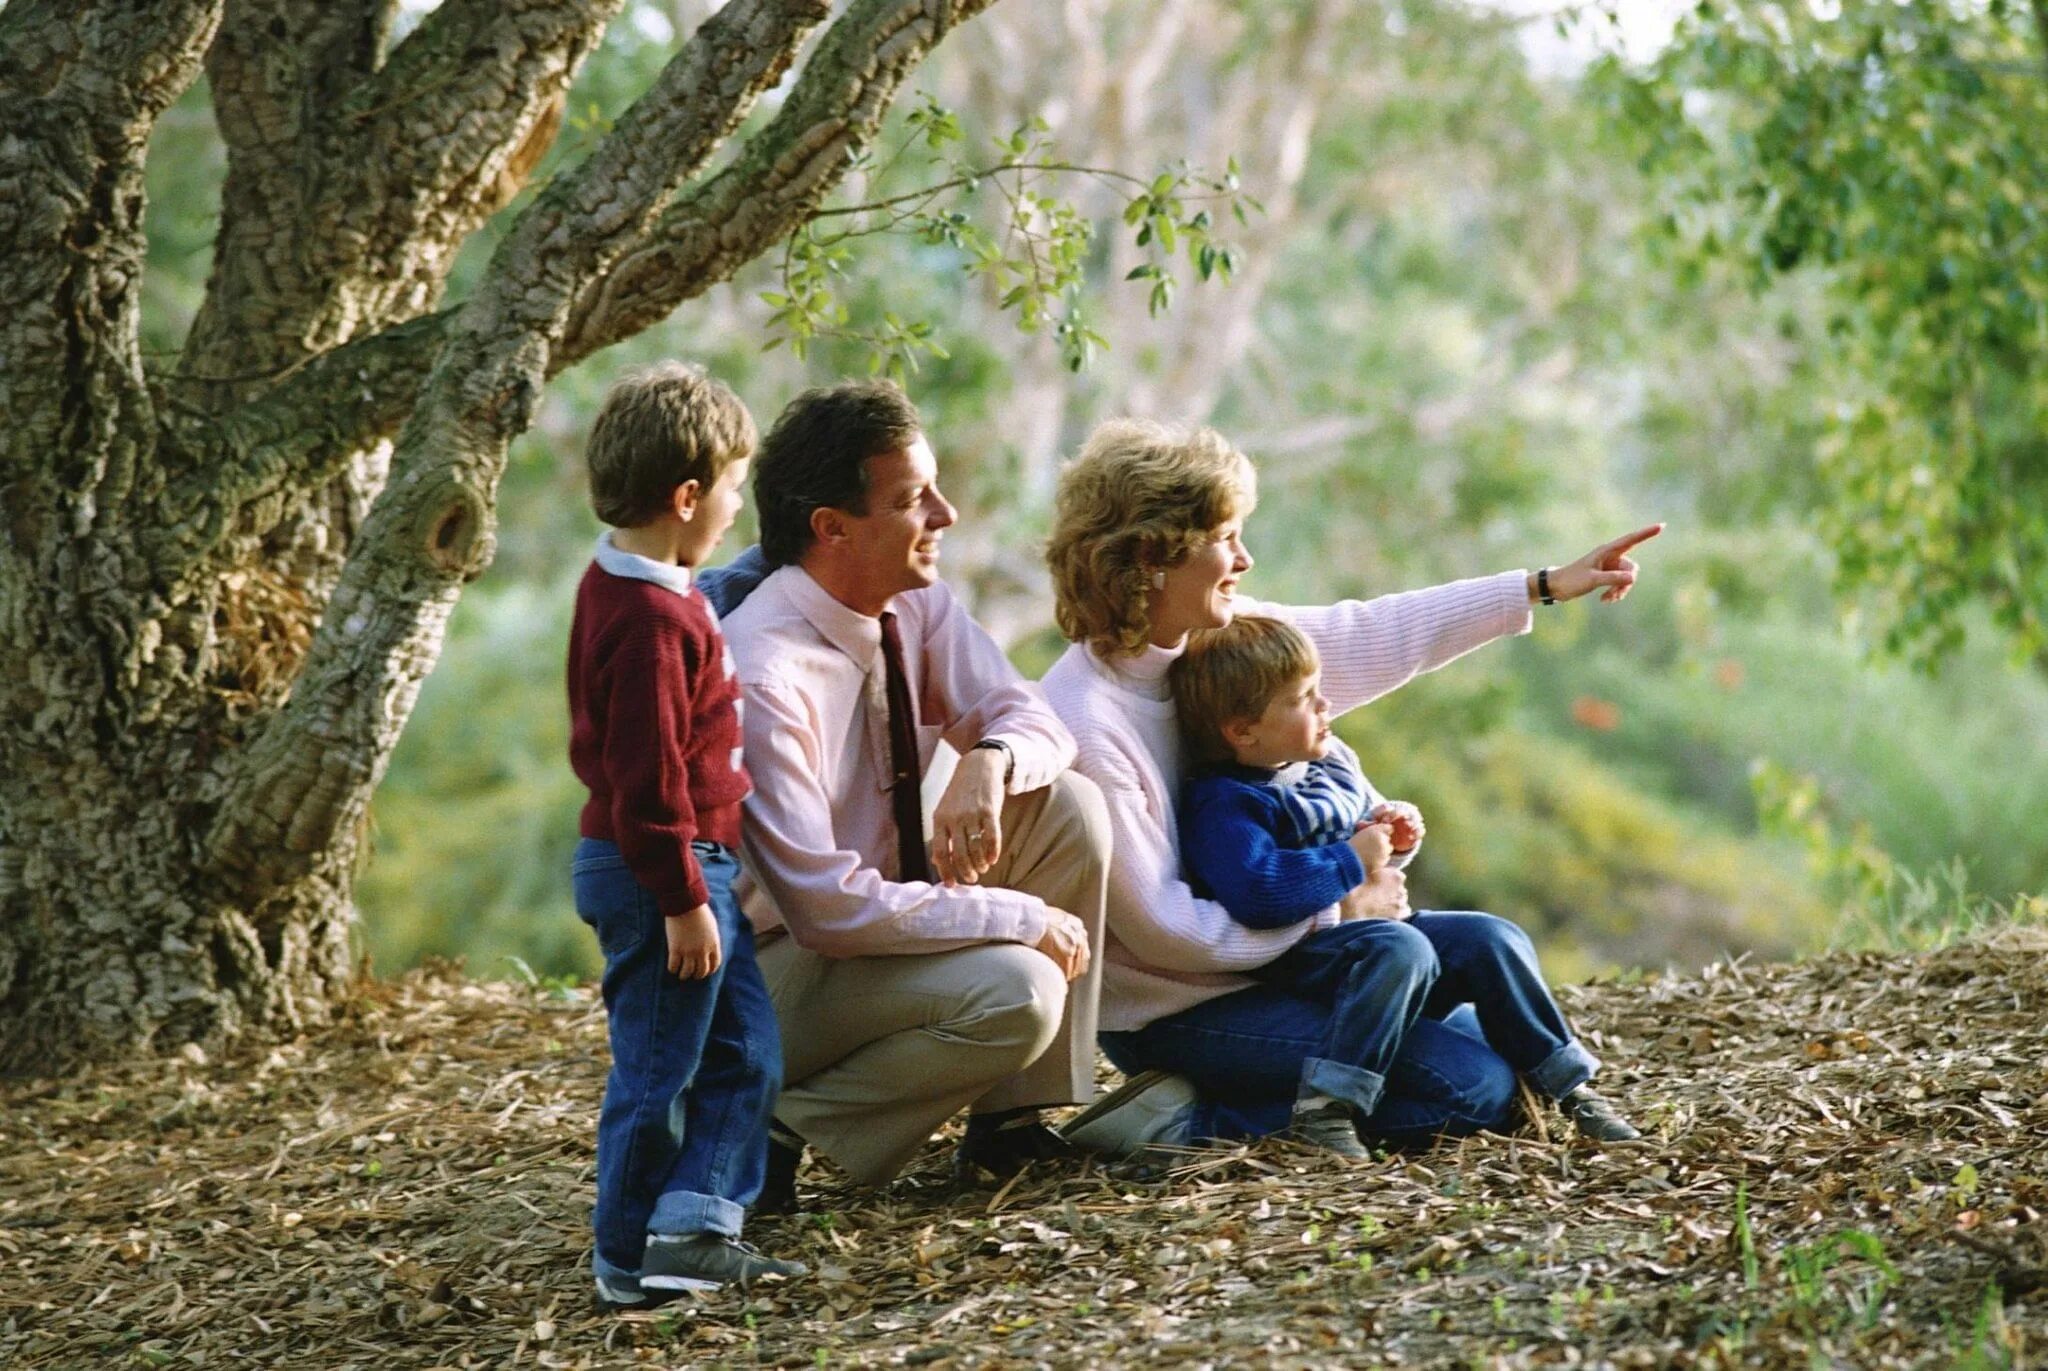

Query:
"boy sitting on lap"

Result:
[[1169, 614, 1641, 1155]]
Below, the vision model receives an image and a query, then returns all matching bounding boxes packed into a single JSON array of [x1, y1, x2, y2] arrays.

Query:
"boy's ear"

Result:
[[670, 479, 703, 521], [1220, 715, 1259, 753]]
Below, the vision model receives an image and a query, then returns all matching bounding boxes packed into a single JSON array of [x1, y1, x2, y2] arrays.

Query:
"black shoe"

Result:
[[753, 1133, 804, 1215], [640, 1234, 808, 1293], [952, 1119, 1079, 1181], [1559, 1085, 1642, 1142], [1282, 1101, 1371, 1159]]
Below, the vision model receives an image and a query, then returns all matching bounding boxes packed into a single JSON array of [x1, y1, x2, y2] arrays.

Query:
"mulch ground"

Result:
[[5, 931, 2047, 1369]]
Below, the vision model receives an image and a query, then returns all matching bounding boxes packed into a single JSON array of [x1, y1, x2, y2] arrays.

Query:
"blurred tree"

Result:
[[1600, 0, 2048, 666]]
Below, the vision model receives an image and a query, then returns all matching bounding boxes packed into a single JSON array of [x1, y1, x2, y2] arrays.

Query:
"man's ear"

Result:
[[670, 479, 703, 521], [809, 504, 848, 546]]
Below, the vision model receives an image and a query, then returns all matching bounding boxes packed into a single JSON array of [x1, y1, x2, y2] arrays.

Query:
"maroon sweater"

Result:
[[567, 563, 749, 914]]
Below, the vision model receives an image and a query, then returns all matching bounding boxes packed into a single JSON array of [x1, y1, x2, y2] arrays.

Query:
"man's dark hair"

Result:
[[755, 380, 923, 567]]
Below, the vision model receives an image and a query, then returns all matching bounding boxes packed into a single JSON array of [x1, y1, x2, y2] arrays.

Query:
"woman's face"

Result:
[[1149, 516, 1253, 648]]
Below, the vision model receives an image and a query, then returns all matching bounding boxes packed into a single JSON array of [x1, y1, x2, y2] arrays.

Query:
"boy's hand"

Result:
[[1339, 867, 1411, 922], [1348, 822, 1395, 872], [666, 905, 722, 981], [1368, 801, 1425, 853]]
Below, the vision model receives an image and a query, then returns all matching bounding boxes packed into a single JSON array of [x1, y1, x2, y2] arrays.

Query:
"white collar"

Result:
[[594, 531, 694, 599]]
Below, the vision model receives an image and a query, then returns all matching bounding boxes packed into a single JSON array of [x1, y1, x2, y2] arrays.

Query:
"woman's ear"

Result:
[[670, 479, 703, 521]]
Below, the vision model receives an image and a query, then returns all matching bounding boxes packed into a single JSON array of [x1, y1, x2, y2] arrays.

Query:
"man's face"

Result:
[[842, 436, 958, 601]]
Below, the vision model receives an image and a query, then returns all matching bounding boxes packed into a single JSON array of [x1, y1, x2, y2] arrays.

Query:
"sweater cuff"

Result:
[[1333, 842, 1367, 890], [659, 853, 711, 917]]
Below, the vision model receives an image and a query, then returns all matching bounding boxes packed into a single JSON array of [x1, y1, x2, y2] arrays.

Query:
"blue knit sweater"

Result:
[[1179, 741, 1388, 930]]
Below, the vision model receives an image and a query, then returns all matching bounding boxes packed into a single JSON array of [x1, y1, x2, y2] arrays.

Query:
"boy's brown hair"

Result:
[[585, 361, 756, 528], [1169, 614, 1320, 766]]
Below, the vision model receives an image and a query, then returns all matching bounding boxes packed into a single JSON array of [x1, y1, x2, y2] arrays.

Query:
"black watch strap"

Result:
[[971, 738, 1015, 785], [1537, 567, 1557, 606]]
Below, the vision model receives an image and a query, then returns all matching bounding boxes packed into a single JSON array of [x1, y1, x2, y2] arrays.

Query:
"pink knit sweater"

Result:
[[1040, 571, 1533, 1031]]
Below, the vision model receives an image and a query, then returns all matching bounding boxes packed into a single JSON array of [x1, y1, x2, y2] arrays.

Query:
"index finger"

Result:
[[1598, 523, 1665, 558]]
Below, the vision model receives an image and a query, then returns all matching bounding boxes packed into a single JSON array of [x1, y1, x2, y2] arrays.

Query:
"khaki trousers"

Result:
[[757, 770, 1110, 1185]]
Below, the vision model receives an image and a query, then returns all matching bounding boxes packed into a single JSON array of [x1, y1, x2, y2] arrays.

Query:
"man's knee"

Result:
[[949, 944, 1067, 1063]]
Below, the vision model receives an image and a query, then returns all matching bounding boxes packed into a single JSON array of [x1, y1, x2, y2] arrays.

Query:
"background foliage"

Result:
[[140, 0, 2047, 983]]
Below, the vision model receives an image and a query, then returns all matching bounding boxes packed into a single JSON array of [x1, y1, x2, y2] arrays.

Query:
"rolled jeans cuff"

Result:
[[1527, 1039, 1599, 1100], [649, 1190, 745, 1241], [1301, 1057, 1387, 1117]]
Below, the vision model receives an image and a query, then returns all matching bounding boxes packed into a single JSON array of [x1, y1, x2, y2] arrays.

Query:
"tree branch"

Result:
[[0, 0, 223, 495], [204, 0, 836, 890], [561, 0, 1002, 367], [180, 0, 617, 391], [155, 311, 452, 569], [175, 0, 1007, 575]]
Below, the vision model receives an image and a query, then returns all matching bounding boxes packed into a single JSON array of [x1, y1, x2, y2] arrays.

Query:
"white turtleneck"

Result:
[[1039, 571, 1532, 1031]]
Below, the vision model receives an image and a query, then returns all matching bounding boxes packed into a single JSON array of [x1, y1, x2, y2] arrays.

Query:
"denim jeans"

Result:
[[1100, 910, 1595, 1147], [573, 838, 780, 1288], [1102, 997, 1515, 1147], [1250, 911, 1598, 1116]]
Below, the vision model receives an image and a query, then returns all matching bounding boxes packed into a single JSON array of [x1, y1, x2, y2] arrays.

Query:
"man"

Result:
[[710, 381, 1109, 1203]]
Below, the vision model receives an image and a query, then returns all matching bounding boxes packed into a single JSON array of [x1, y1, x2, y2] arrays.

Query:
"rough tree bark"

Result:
[[0, 0, 999, 1071]]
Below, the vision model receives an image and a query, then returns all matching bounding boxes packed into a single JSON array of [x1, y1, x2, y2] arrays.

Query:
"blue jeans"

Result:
[[1254, 911, 1598, 1114], [573, 839, 780, 1288], [1103, 997, 1515, 1147]]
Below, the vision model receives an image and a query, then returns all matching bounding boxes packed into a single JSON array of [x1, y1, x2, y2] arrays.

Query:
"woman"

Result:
[[1041, 419, 1658, 1152]]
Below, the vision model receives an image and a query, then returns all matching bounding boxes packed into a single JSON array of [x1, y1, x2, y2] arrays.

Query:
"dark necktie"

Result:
[[877, 611, 932, 884]]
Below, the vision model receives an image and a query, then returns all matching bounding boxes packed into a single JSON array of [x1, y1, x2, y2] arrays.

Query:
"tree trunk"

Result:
[[0, 0, 999, 1071]]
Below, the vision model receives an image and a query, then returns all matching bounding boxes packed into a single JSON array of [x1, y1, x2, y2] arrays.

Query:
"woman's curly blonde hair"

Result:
[[1047, 419, 1257, 655]]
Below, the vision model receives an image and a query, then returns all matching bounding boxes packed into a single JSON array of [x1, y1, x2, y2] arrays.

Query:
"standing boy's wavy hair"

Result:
[[1169, 615, 1320, 766], [584, 361, 756, 528]]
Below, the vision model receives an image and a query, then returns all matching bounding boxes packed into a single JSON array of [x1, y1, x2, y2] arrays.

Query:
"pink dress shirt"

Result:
[[722, 565, 1078, 957]]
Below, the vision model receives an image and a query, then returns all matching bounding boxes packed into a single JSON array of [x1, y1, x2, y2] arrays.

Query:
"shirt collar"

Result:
[[780, 564, 887, 666], [593, 531, 694, 599]]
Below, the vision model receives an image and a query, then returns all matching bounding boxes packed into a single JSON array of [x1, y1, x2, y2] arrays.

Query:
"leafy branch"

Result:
[[759, 97, 1263, 379]]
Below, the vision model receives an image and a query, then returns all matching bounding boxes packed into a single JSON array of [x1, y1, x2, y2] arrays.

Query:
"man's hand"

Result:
[[1368, 801, 1425, 853], [1030, 908, 1091, 982], [666, 905, 722, 981], [1348, 821, 1395, 873], [1338, 867, 1411, 922], [1534, 523, 1665, 605], [931, 745, 1008, 886]]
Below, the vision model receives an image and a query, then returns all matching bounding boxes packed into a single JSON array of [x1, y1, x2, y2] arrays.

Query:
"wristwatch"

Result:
[[970, 738, 1015, 785]]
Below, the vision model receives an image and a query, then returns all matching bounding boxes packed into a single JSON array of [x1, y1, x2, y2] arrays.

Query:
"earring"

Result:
[[1151, 570, 1166, 591]]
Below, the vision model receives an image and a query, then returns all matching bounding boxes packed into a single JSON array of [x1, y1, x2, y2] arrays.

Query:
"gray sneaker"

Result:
[[1283, 1101, 1371, 1159], [1559, 1085, 1642, 1142], [1060, 1070, 1198, 1157], [640, 1234, 809, 1293]]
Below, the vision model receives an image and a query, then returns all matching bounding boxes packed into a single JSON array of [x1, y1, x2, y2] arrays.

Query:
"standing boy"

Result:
[[566, 363, 806, 1310]]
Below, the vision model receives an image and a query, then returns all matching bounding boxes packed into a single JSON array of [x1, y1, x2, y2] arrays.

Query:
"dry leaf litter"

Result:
[[6, 930, 2046, 1368]]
